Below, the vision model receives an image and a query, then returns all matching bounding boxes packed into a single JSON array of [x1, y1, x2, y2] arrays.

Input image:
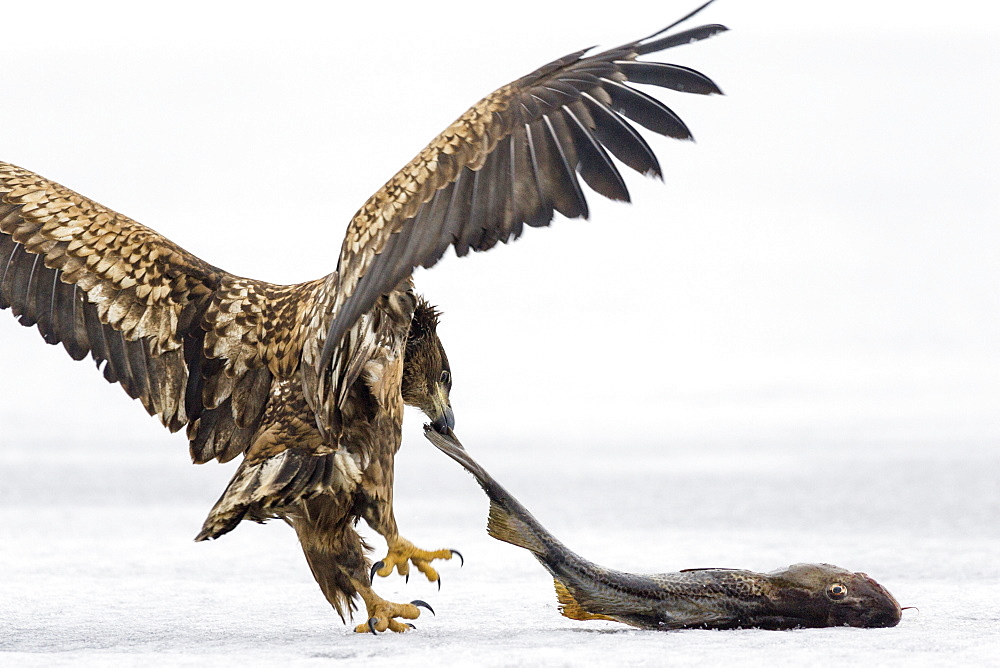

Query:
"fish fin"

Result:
[[423, 426, 553, 557], [486, 499, 546, 555], [553, 579, 617, 622]]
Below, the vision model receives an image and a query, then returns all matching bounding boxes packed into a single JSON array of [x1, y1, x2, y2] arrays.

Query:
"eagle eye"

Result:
[[826, 583, 848, 601], [440, 370, 451, 385]]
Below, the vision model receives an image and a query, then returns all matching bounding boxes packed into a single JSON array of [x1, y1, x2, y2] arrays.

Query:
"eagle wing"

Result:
[[316, 9, 727, 397], [0, 162, 318, 464]]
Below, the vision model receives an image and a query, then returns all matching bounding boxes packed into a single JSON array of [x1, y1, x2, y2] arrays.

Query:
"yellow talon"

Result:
[[352, 597, 433, 634], [373, 536, 458, 585]]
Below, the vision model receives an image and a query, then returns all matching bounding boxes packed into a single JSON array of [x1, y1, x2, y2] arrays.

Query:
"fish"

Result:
[[423, 425, 903, 630]]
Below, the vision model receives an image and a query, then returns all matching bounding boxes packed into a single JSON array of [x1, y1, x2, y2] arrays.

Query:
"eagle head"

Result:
[[402, 296, 454, 433]]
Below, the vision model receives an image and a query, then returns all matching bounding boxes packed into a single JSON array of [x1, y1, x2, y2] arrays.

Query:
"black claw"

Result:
[[368, 617, 379, 635], [405, 572, 409, 584], [411, 599, 435, 616], [437, 574, 442, 591], [450, 549, 464, 567], [406, 623, 416, 629], [369, 560, 385, 584]]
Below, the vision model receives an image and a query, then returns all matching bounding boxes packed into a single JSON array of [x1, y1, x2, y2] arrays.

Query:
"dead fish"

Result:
[[423, 425, 902, 630]]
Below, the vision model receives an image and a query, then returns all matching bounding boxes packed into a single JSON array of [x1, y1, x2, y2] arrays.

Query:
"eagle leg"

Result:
[[372, 535, 461, 588], [352, 581, 431, 633]]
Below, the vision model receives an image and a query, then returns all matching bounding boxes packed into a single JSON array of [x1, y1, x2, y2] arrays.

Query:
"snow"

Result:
[[2, 0, 999, 665], [2, 435, 999, 665]]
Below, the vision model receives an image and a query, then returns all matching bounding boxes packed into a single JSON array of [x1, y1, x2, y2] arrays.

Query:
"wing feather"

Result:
[[523, 122, 556, 225], [563, 102, 630, 202], [0, 162, 323, 463], [481, 134, 516, 248], [53, 278, 89, 360], [5, 246, 35, 320], [541, 115, 589, 220], [80, 294, 116, 383], [581, 93, 662, 178], [601, 78, 692, 140], [455, 164, 486, 258], [614, 61, 724, 95], [23, 253, 47, 327], [321, 9, 727, 372], [442, 168, 475, 258], [104, 320, 135, 395], [411, 188, 446, 263]]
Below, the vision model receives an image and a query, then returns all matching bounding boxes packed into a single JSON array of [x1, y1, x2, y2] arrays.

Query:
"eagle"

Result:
[[0, 4, 726, 633]]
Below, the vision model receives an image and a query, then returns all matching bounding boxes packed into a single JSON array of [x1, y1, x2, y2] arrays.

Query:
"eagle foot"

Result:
[[371, 536, 462, 588], [354, 597, 433, 634]]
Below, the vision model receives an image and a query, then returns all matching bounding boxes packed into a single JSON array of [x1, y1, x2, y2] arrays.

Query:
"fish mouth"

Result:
[[858, 573, 902, 628], [833, 604, 901, 629]]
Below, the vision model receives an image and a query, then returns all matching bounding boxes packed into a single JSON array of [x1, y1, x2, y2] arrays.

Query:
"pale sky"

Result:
[[3, 1, 994, 50], [1, 1, 997, 448]]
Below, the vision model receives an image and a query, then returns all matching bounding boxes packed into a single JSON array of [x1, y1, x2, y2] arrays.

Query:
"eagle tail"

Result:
[[195, 446, 363, 541]]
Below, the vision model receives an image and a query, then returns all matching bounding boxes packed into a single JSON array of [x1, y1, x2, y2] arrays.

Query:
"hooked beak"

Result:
[[431, 404, 455, 434], [429, 379, 454, 434]]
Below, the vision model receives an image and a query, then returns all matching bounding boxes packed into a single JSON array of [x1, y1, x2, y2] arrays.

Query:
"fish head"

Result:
[[765, 563, 902, 628]]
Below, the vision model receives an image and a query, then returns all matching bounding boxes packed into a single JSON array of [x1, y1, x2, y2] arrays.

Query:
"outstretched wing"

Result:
[[0, 162, 315, 463], [320, 4, 727, 372]]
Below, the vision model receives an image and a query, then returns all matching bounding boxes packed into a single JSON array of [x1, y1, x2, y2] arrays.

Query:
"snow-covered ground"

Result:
[[2, 1, 999, 665], [2, 432, 998, 665]]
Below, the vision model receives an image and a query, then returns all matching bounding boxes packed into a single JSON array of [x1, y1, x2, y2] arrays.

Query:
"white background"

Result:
[[1, 1, 998, 664]]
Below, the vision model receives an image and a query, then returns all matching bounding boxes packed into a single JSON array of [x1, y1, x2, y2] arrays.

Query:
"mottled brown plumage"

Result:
[[0, 3, 726, 632]]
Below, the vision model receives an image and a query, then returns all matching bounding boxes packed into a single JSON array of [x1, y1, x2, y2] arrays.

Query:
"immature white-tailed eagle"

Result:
[[0, 4, 726, 633]]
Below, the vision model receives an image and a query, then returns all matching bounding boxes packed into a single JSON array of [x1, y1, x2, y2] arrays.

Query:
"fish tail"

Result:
[[486, 497, 546, 555], [424, 426, 551, 557], [553, 579, 616, 622], [424, 426, 622, 624]]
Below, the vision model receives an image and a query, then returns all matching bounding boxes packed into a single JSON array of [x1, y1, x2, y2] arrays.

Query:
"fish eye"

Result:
[[440, 370, 451, 385], [826, 583, 848, 601]]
